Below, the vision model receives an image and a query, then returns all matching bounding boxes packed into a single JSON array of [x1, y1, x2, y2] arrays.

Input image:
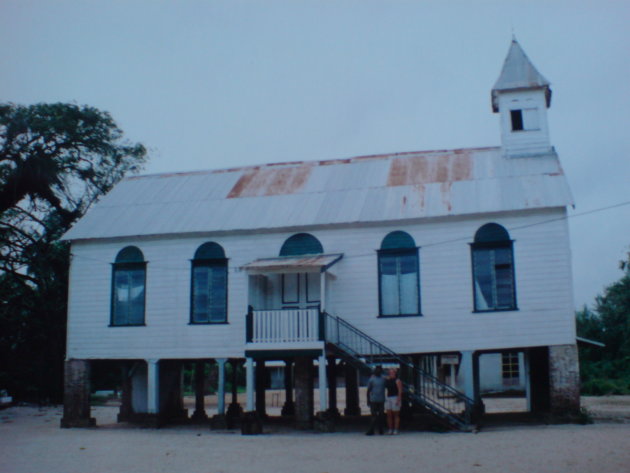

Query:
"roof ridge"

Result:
[[126, 146, 501, 181]]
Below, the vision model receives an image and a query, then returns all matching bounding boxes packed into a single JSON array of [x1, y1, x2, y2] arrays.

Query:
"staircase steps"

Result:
[[323, 311, 477, 431]]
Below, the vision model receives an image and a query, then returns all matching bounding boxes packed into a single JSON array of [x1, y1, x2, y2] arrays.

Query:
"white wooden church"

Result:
[[61, 39, 580, 430]]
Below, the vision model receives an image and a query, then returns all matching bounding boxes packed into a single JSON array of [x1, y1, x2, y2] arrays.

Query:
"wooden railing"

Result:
[[244, 307, 475, 429], [246, 307, 323, 344]]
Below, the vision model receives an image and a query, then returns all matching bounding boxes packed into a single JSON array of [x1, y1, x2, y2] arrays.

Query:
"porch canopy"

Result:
[[241, 253, 343, 274]]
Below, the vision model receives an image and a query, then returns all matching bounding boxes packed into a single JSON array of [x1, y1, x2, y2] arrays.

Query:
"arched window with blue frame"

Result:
[[191, 242, 228, 324], [111, 246, 146, 326], [278, 233, 324, 307], [279, 233, 324, 257], [471, 223, 517, 312], [378, 231, 421, 316]]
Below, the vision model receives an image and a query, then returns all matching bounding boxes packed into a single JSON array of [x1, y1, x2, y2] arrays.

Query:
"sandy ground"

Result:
[[1, 397, 629, 473]]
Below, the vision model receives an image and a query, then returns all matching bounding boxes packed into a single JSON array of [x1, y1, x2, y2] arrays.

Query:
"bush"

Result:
[[581, 377, 630, 396]]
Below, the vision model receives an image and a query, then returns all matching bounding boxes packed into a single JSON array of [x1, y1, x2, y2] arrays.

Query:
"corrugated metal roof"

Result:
[[62, 146, 573, 241], [492, 39, 551, 112]]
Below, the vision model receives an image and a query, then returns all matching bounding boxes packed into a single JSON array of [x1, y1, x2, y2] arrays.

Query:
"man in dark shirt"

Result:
[[365, 365, 386, 435]]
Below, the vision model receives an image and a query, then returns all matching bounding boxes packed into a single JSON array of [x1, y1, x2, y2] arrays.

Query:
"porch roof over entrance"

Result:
[[241, 253, 343, 274]]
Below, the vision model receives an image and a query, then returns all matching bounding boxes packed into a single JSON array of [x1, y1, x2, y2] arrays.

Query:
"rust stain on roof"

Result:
[[387, 150, 473, 186], [227, 168, 259, 198], [452, 153, 472, 181], [127, 147, 494, 182], [414, 184, 426, 209], [227, 165, 313, 198], [435, 157, 449, 182], [222, 147, 477, 205], [440, 181, 453, 212]]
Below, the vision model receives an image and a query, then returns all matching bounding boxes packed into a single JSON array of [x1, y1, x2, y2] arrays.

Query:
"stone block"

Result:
[[60, 359, 96, 428], [549, 344, 580, 415]]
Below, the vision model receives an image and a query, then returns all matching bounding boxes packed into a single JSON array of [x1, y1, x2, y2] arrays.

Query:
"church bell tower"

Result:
[[492, 39, 553, 157]]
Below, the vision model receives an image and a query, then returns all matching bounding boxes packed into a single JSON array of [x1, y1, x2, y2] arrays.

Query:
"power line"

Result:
[[70, 199, 630, 271]]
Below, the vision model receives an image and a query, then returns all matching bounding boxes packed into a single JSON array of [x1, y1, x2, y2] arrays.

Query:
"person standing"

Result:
[[385, 368, 403, 435], [365, 365, 386, 435]]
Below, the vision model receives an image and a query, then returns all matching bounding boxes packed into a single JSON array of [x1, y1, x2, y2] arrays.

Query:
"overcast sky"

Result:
[[2, 0, 628, 310]]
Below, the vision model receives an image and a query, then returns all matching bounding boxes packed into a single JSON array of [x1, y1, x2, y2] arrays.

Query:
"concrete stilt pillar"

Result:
[[60, 359, 95, 428], [207, 358, 229, 429], [294, 356, 314, 429], [217, 358, 227, 416], [158, 360, 187, 421], [118, 362, 133, 422], [524, 351, 532, 412], [460, 350, 483, 417], [245, 357, 255, 412], [191, 360, 208, 421], [226, 359, 243, 423], [281, 359, 295, 416], [327, 357, 339, 416], [318, 354, 328, 412], [460, 351, 474, 400], [147, 359, 160, 415], [255, 360, 267, 417], [344, 363, 361, 416], [472, 352, 482, 412]]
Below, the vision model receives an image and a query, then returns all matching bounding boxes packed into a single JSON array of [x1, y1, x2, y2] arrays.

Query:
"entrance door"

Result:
[[281, 272, 320, 309]]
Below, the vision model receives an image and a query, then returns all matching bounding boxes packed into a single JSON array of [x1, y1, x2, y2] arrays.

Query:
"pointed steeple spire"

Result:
[[491, 39, 551, 112]]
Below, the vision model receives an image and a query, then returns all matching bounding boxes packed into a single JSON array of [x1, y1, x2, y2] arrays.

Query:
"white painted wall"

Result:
[[66, 206, 576, 360]]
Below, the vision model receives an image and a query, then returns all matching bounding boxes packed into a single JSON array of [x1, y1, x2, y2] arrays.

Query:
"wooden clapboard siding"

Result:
[[66, 206, 574, 360]]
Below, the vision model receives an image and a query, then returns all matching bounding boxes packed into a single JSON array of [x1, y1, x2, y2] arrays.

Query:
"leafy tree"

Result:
[[594, 260, 630, 360], [0, 103, 146, 402], [576, 251, 630, 395]]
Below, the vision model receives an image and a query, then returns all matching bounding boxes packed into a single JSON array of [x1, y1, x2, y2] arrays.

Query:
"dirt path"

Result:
[[1, 397, 629, 473]]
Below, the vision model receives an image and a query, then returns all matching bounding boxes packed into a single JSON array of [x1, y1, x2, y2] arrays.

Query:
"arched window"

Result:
[[278, 234, 324, 308], [378, 231, 420, 316], [471, 223, 517, 311], [279, 233, 323, 256], [191, 242, 228, 323], [111, 246, 146, 326]]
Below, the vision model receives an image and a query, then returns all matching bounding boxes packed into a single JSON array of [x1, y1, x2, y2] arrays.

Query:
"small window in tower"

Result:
[[510, 109, 523, 131]]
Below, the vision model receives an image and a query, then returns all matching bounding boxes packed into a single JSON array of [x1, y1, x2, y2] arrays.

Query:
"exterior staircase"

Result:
[[323, 312, 477, 431]]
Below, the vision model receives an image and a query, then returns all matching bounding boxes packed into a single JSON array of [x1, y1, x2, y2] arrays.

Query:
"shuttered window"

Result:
[[111, 246, 146, 326], [471, 223, 517, 312], [191, 242, 228, 324], [378, 231, 421, 317]]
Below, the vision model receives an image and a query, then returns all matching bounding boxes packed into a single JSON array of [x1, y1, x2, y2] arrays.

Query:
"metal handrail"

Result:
[[323, 311, 474, 428]]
